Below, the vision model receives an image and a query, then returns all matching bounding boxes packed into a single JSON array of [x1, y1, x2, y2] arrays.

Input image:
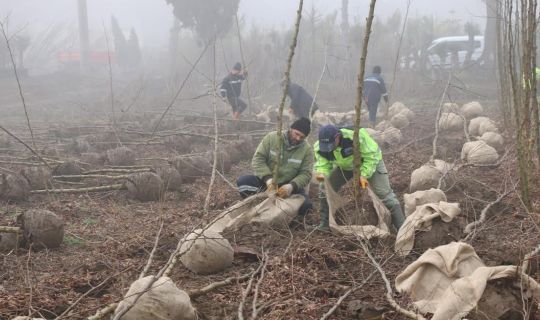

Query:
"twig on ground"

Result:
[[431, 72, 453, 162], [139, 220, 164, 279], [0, 125, 51, 169], [238, 256, 266, 320]]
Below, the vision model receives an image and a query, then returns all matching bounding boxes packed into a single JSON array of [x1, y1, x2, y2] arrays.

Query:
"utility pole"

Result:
[[78, 0, 90, 71]]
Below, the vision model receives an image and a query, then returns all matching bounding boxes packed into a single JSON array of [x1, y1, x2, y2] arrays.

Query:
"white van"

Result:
[[426, 36, 484, 69]]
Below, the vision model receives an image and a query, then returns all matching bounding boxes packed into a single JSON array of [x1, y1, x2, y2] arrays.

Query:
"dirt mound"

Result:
[[106, 146, 136, 166], [155, 166, 183, 191], [20, 167, 52, 190], [0, 173, 30, 201], [125, 172, 163, 202], [412, 219, 462, 254], [18, 209, 64, 250]]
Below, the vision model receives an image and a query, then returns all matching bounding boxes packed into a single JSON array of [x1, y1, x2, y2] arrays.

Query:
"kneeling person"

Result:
[[314, 125, 405, 231], [237, 118, 314, 217]]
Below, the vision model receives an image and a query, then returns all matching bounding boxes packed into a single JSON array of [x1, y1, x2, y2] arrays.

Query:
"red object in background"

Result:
[[57, 51, 116, 63]]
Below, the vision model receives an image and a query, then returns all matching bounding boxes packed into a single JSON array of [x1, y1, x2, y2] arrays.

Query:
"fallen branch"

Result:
[[0, 226, 21, 233], [521, 244, 540, 274], [0, 125, 51, 169], [53, 174, 128, 180], [188, 272, 253, 298], [139, 220, 164, 279], [238, 256, 266, 320], [31, 184, 124, 194]]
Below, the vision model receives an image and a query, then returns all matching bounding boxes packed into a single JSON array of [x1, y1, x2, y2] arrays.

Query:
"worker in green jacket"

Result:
[[314, 125, 405, 231], [237, 117, 314, 217]]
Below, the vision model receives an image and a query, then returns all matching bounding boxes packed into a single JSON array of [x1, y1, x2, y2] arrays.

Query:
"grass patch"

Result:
[[64, 235, 85, 246]]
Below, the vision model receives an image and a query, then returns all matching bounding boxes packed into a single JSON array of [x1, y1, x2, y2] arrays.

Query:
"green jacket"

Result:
[[252, 131, 314, 192], [314, 128, 382, 179]]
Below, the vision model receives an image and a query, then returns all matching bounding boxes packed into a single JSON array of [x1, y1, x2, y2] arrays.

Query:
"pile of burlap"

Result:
[[390, 113, 410, 129], [461, 101, 483, 119], [461, 141, 499, 165], [20, 167, 52, 190], [375, 120, 392, 131], [478, 131, 504, 152], [403, 188, 447, 216], [179, 228, 234, 274], [409, 160, 453, 192], [438, 112, 464, 132], [217, 194, 305, 233], [312, 110, 355, 126], [0, 173, 30, 201], [125, 172, 164, 202], [396, 242, 540, 320], [324, 179, 392, 239], [106, 146, 136, 166], [18, 209, 64, 249], [468, 116, 498, 136], [155, 166, 183, 191], [395, 201, 461, 256], [382, 127, 402, 146], [114, 276, 196, 320]]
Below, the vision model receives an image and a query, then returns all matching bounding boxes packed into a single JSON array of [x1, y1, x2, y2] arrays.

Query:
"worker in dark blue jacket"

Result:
[[287, 82, 319, 119], [220, 62, 247, 120], [363, 66, 388, 127]]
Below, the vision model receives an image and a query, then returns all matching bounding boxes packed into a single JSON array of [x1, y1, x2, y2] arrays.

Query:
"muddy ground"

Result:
[[0, 74, 539, 320]]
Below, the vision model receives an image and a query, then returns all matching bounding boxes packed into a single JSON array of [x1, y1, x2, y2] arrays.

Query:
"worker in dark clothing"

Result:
[[286, 82, 319, 119], [363, 66, 388, 127], [220, 62, 247, 120]]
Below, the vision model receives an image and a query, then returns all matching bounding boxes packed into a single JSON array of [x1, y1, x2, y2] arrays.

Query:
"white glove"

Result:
[[265, 178, 274, 192]]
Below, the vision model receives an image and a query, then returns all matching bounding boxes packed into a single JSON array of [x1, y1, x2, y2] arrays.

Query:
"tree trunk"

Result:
[[480, 0, 498, 67]]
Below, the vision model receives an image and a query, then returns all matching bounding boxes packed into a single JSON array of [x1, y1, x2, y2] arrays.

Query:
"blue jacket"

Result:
[[363, 73, 388, 105]]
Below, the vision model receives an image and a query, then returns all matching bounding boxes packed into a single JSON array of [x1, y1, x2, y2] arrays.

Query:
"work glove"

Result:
[[277, 184, 293, 199], [265, 178, 275, 192], [315, 173, 325, 183], [359, 177, 369, 189]]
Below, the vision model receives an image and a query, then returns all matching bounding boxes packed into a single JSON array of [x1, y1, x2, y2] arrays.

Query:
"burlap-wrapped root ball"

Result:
[[399, 108, 415, 121], [382, 127, 402, 146], [388, 102, 407, 118], [80, 152, 105, 166], [155, 166, 182, 191], [478, 132, 504, 152], [364, 128, 384, 145], [442, 102, 459, 113], [461, 101, 483, 120], [125, 172, 164, 202], [68, 138, 91, 154], [206, 150, 232, 173], [410, 160, 452, 192], [52, 161, 83, 181], [0, 232, 20, 252], [0, 173, 30, 201], [106, 146, 136, 166], [171, 155, 212, 183], [403, 188, 447, 216], [179, 228, 234, 275], [375, 120, 392, 131], [20, 167, 52, 190], [438, 112, 464, 132], [461, 141, 499, 165], [469, 117, 498, 136], [114, 276, 196, 320], [17, 209, 64, 249], [390, 113, 410, 129]]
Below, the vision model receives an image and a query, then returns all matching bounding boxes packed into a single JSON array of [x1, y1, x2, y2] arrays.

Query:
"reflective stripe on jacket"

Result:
[[314, 128, 382, 178]]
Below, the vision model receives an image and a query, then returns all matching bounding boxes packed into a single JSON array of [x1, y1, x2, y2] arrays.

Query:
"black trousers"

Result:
[[228, 96, 247, 114], [236, 174, 313, 216]]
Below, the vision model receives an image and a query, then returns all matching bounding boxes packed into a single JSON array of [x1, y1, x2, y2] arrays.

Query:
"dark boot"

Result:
[[317, 193, 330, 231], [389, 202, 405, 231]]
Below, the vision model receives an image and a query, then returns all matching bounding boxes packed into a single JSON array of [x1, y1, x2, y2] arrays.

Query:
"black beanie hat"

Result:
[[290, 117, 311, 136], [233, 62, 242, 71]]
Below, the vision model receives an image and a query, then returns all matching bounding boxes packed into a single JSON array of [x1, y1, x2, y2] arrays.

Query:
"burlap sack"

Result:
[[364, 128, 384, 145], [409, 160, 453, 192], [221, 194, 305, 233], [403, 188, 447, 216], [388, 102, 407, 118], [375, 120, 391, 131], [461, 101, 483, 120], [395, 201, 461, 256], [478, 131, 504, 152], [382, 127, 402, 146], [106, 146, 136, 166], [390, 113, 409, 129], [395, 242, 540, 320], [325, 179, 392, 239], [399, 108, 415, 121], [438, 112, 464, 132], [461, 141, 499, 165], [179, 228, 234, 275], [114, 276, 196, 320], [469, 116, 498, 136], [155, 166, 183, 191], [18, 209, 64, 249], [442, 102, 459, 113]]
